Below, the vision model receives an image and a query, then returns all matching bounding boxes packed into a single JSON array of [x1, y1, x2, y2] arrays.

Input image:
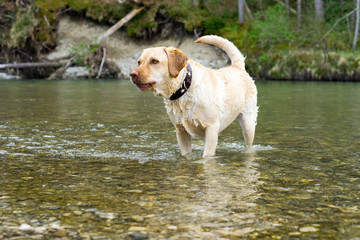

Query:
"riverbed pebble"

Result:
[[299, 226, 318, 233], [127, 231, 149, 240], [19, 223, 33, 232], [128, 226, 147, 232], [48, 228, 67, 237], [289, 231, 302, 236], [95, 211, 118, 220], [131, 215, 144, 222], [73, 210, 83, 216], [167, 225, 177, 230]]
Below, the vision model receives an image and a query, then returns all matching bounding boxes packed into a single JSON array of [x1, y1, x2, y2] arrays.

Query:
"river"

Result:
[[0, 80, 359, 239]]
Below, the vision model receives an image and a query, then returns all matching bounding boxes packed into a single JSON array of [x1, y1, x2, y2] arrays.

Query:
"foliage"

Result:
[[249, 4, 295, 49], [1, 0, 360, 80], [32, 0, 131, 49], [69, 41, 99, 65], [126, 5, 158, 38], [203, 16, 225, 34], [24, 0, 359, 53], [9, 6, 38, 47]]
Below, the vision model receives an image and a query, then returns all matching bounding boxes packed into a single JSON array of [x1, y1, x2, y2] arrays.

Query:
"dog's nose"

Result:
[[130, 70, 139, 81]]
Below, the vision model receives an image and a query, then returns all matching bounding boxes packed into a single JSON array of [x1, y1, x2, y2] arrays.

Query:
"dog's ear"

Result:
[[163, 47, 188, 78]]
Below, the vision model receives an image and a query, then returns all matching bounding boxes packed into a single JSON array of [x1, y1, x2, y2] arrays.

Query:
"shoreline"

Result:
[[1, 15, 360, 81]]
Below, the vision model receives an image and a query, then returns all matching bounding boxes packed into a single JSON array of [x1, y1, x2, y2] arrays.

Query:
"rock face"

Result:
[[47, 15, 230, 79]]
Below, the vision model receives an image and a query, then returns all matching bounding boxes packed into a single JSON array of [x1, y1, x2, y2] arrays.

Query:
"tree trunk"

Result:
[[285, 0, 290, 17], [238, 0, 245, 24], [353, 0, 360, 49], [297, 0, 302, 28], [314, 0, 325, 22]]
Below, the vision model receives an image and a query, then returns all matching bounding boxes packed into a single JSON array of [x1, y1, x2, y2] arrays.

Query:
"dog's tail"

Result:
[[195, 35, 245, 69]]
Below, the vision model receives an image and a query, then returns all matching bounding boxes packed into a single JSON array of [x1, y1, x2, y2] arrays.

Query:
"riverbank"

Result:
[[1, 0, 359, 81], [46, 15, 229, 79], [44, 15, 360, 82]]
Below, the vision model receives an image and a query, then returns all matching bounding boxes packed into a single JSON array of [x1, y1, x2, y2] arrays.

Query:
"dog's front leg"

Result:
[[203, 122, 220, 157], [176, 127, 192, 156]]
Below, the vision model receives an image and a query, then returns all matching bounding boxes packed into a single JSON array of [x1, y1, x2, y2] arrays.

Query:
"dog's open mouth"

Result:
[[135, 82, 155, 91]]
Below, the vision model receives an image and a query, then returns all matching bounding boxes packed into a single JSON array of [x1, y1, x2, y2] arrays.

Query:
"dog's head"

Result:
[[130, 47, 188, 97]]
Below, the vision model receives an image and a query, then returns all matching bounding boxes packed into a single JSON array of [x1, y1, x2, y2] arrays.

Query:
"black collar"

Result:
[[169, 63, 192, 101]]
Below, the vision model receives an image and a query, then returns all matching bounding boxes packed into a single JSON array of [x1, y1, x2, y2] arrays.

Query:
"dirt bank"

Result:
[[46, 15, 230, 79]]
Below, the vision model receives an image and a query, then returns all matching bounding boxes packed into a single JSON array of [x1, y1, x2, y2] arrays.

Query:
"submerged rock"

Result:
[[126, 231, 149, 240], [95, 211, 118, 220], [131, 215, 144, 222], [299, 226, 318, 233], [19, 223, 34, 233], [128, 226, 147, 232]]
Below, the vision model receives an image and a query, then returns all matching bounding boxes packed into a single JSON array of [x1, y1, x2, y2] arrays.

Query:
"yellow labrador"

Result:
[[130, 35, 258, 157]]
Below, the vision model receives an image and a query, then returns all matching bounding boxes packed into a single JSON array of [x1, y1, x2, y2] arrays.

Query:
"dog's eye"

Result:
[[151, 59, 159, 64], [137, 60, 141, 66]]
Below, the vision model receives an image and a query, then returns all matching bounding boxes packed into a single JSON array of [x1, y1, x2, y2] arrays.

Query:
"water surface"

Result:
[[0, 80, 359, 239]]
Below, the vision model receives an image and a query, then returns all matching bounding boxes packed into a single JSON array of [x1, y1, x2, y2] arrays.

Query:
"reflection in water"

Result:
[[0, 80, 360, 239], [178, 152, 261, 238]]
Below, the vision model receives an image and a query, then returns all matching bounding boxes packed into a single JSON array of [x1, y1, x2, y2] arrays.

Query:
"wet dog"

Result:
[[130, 35, 258, 157]]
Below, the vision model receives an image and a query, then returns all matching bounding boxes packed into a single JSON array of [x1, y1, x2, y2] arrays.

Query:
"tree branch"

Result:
[[323, 9, 356, 39], [97, 47, 106, 79], [274, 0, 296, 14], [94, 7, 143, 45]]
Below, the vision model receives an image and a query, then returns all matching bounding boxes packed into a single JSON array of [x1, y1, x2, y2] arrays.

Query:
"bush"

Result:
[[203, 16, 225, 34], [9, 6, 38, 47], [249, 3, 295, 49]]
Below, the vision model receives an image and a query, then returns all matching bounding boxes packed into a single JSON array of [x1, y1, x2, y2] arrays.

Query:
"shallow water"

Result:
[[0, 80, 359, 239]]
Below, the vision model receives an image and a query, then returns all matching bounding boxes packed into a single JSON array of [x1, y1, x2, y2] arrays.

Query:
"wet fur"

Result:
[[130, 35, 258, 157]]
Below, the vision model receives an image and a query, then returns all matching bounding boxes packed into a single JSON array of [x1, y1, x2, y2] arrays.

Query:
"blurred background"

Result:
[[0, 0, 359, 81]]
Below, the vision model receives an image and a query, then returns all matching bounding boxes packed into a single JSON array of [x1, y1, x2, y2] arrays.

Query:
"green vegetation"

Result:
[[69, 41, 99, 65], [0, 0, 359, 80], [9, 5, 38, 47]]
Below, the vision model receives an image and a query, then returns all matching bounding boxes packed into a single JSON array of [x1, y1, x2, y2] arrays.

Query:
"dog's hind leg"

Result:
[[238, 96, 258, 146], [238, 112, 257, 146]]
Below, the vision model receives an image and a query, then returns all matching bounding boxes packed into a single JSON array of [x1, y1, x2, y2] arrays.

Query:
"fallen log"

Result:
[[94, 7, 144, 45], [0, 61, 67, 69], [47, 57, 75, 80]]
